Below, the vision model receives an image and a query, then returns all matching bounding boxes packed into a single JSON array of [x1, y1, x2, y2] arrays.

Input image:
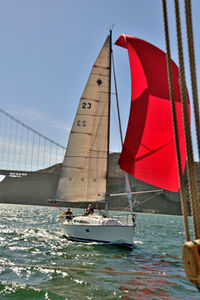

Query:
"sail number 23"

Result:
[[81, 102, 91, 109]]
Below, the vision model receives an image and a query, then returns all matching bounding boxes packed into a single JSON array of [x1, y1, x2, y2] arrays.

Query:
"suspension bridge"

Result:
[[0, 108, 66, 206], [0, 108, 65, 172]]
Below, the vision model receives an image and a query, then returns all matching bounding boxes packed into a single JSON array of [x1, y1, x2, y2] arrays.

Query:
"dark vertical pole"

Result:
[[105, 30, 112, 215]]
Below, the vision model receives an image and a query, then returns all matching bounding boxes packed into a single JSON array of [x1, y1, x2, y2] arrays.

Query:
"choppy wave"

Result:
[[0, 204, 199, 299]]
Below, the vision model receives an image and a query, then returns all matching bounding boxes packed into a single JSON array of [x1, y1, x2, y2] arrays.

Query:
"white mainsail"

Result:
[[56, 36, 111, 203]]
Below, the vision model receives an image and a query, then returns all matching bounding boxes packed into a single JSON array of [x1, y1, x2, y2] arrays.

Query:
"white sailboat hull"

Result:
[[60, 214, 134, 248]]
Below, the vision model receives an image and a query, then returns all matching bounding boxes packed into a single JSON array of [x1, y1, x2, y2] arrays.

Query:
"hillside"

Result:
[[0, 152, 198, 215]]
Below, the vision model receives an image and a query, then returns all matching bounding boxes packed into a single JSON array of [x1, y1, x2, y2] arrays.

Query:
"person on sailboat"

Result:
[[65, 208, 73, 220], [85, 204, 94, 216]]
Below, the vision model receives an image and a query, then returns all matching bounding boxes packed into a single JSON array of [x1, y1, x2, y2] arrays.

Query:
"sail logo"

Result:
[[96, 78, 103, 85]]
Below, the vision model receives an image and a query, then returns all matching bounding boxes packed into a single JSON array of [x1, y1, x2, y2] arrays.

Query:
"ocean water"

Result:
[[0, 204, 199, 299]]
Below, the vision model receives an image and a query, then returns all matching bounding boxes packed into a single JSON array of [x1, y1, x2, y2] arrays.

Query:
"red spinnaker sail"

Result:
[[115, 34, 189, 192]]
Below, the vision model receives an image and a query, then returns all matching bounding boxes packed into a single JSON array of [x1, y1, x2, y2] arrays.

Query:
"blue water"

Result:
[[0, 204, 199, 299]]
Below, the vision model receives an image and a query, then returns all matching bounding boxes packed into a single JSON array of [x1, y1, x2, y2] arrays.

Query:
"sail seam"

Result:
[[70, 131, 91, 135], [89, 149, 107, 152], [62, 166, 83, 169], [76, 113, 108, 117], [63, 156, 107, 159], [98, 91, 110, 94], [91, 72, 109, 77], [81, 97, 100, 102], [64, 157, 106, 160], [93, 65, 110, 70]]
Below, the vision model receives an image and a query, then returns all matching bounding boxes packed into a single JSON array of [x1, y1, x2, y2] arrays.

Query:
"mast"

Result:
[[112, 46, 135, 222], [105, 29, 112, 215]]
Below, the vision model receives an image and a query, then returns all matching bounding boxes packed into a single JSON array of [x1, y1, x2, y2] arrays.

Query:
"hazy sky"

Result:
[[0, 0, 200, 159]]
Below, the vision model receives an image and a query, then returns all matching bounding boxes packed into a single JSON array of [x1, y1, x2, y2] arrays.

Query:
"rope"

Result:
[[133, 191, 163, 209], [162, 0, 190, 241], [174, 0, 200, 239], [163, 1, 200, 290], [185, 0, 200, 162]]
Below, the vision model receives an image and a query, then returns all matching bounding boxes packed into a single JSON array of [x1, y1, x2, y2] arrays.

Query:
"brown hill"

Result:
[[0, 152, 198, 215]]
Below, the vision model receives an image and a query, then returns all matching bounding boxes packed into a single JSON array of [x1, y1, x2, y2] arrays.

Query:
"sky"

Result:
[[0, 0, 200, 160]]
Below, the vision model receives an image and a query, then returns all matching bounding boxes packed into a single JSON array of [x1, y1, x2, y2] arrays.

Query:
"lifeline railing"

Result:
[[61, 213, 133, 226]]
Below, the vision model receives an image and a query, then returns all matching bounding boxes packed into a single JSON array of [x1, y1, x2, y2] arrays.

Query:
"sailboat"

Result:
[[54, 32, 135, 248], [54, 31, 187, 248]]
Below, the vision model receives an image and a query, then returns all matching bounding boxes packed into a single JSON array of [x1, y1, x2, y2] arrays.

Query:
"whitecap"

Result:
[[133, 240, 144, 245]]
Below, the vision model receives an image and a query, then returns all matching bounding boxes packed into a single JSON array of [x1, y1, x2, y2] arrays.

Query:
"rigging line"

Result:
[[112, 49, 134, 217], [174, 0, 200, 239], [112, 53, 123, 147], [0, 108, 65, 150], [162, 0, 190, 241], [133, 191, 163, 208], [0, 262, 186, 280], [51, 201, 65, 212], [119, 191, 162, 211], [185, 0, 200, 162], [111, 92, 125, 153], [109, 190, 163, 197]]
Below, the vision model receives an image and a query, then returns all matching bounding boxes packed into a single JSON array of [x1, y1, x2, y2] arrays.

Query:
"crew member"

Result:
[[85, 204, 94, 215], [65, 208, 73, 220]]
